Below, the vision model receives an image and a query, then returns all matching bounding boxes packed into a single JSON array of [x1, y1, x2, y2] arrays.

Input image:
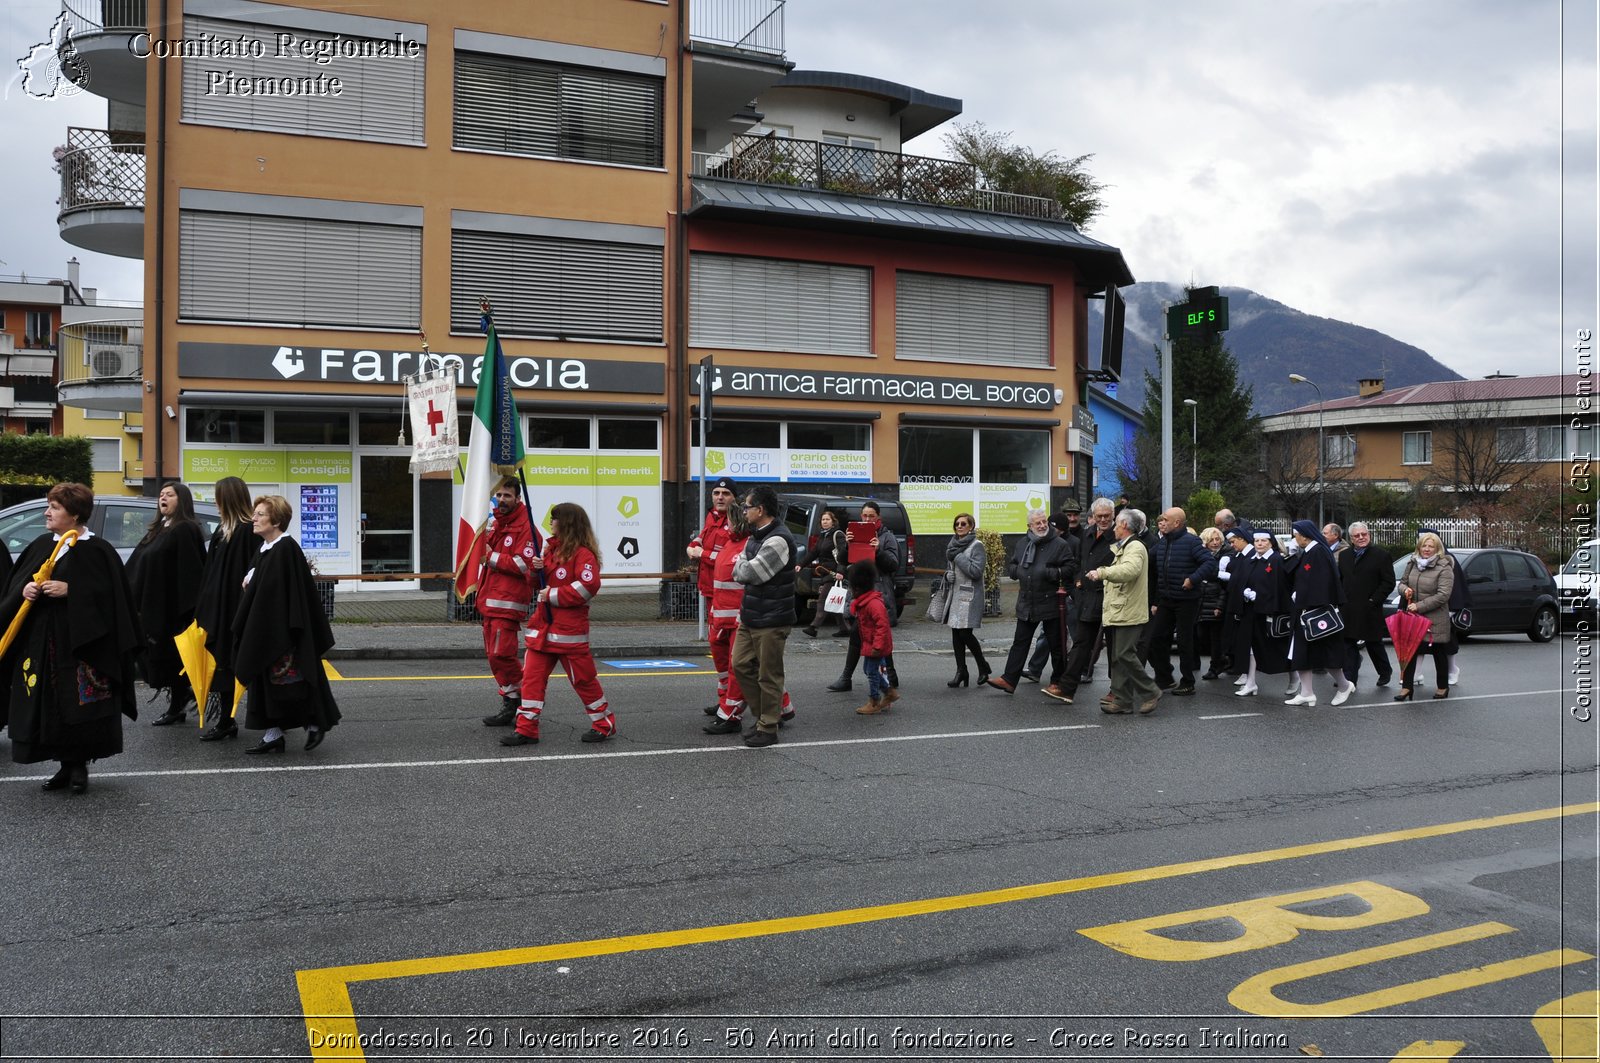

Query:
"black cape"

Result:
[[231, 536, 340, 733], [194, 522, 263, 699], [0, 533, 143, 763], [126, 519, 207, 689], [1287, 542, 1346, 670]]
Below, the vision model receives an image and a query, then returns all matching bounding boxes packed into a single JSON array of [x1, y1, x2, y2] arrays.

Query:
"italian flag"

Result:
[[453, 314, 527, 601]]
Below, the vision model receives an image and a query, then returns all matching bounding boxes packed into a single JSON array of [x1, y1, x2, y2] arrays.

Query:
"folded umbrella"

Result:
[[1385, 609, 1433, 673]]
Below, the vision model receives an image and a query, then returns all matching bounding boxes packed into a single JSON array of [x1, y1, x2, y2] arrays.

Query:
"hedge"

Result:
[[0, 434, 94, 490]]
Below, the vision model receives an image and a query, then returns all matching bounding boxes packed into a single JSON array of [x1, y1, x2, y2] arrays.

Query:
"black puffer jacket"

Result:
[[1006, 528, 1077, 622], [1197, 548, 1227, 621]]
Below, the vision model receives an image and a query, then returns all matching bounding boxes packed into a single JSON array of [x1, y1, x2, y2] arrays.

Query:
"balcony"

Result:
[[123, 458, 144, 486], [56, 317, 143, 413], [60, 0, 148, 104], [693, 134, 1064, 221], [690, 0, 784, 57], [56, 127, 145, 259]]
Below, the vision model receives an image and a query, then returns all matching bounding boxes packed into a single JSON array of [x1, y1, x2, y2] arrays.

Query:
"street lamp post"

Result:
[[1288, 373, 1325, 528], [1182, 398, 1198, 485]]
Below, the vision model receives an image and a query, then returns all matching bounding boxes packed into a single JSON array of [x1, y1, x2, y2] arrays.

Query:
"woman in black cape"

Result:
[[232, 494, 340, 754], [1285, 519, 1355, 708], [1233, 529, 1292, 697], [194, 476, 262, 742], [127, 480, 207, 726], [0, 483, 142, 794]]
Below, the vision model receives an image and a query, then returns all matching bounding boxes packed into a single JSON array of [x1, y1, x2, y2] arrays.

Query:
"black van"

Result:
[[777, 493, 917, 618]]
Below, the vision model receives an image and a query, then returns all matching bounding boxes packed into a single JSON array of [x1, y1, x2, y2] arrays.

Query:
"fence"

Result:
[[1360, 518, 1593, 563], [322, 573, 699, 624]]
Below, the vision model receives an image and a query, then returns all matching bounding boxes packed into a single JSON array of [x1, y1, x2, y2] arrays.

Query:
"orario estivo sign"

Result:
[[177, 341, 665, 394], [693, 363, 1059, 410]]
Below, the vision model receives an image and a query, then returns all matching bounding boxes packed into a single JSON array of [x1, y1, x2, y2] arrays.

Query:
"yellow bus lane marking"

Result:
[[296, 801, 1600, 1059], [324, 669, 717, 681]]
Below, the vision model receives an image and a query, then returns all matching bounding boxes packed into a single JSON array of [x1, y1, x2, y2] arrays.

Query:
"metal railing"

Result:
[[689, 0, 784, 55], [57, 127, 145, 215], [1359, 517, 1590, 564], [694, 135, 1064, 221], [122, 458, 143, 483], [60, 0, 147, 36], [57, 318, 142, 385]]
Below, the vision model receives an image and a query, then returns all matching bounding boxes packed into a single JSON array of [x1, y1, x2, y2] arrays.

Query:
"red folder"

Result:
[[847, 520, 881, 565]]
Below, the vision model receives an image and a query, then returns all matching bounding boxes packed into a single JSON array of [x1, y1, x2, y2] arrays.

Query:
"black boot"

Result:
[[482, 693, 518, 727], [826, 673, 853, 692], [829, 640, 861, 691]]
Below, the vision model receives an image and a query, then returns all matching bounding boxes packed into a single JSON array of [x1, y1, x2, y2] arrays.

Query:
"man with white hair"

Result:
[[1338, 521, 1395, 687], [986, 508, 1076, 697], [1084, 508, 1162, 715]]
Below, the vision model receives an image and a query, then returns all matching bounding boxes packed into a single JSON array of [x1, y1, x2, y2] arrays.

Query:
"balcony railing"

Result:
[[60, 0, 147, 36], [693, 135, 1065, 221], [123, 458, 143, 484], [57, 319, 142, 386], [689, 0, 784, 56], [57, 127, 145, 215]]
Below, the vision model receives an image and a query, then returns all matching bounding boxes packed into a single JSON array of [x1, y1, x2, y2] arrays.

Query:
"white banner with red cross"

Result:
[[406, 368, 460, 474]]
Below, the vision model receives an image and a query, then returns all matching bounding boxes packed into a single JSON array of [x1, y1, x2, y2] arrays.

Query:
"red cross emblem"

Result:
[[426, 400, 445, 436]]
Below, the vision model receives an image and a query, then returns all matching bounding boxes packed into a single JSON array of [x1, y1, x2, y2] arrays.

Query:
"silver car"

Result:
[[0, 496, 221, 564]]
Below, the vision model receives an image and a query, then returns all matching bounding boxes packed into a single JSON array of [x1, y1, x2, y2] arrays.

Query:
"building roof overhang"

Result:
[[772, 70, 962, 140]]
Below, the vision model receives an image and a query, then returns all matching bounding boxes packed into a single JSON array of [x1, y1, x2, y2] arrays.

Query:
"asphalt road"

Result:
[[1, 633, 1595, 1062]]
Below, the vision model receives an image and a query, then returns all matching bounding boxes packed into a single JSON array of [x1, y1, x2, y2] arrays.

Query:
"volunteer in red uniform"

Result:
[[477, 477, 537, 727], [702, 504, 794, 735], [687, 475, 736, 712], [501, 502, 616, 746]]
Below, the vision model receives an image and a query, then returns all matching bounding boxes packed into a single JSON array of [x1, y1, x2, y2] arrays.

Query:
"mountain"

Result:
[[1088, 283, 1462, 415]]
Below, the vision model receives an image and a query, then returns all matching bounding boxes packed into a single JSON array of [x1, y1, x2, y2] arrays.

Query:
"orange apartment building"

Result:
[[52, 0, 1132, 583]]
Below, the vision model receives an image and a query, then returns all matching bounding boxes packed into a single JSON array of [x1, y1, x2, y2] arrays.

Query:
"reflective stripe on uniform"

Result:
[[712, 579, 742, 591], [483, 597, 531, 612], [710, 608, 740, 620], [544, 630, 590, 644]]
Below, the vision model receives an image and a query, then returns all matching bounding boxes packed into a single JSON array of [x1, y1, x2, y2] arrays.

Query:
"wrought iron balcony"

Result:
[[689, 0, 784, 56], [56, 127, 145, 258], [58, 0, 148, 102], [694, 134, 1064, 221]]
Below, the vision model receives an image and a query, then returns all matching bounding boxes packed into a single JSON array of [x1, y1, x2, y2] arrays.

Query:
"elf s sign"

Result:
[[177, 342, 664, 394], [691, 364, 1058, 410]]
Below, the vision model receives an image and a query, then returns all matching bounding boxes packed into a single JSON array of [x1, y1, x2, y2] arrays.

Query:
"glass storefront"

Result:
[[898, 426, 1050, 535]]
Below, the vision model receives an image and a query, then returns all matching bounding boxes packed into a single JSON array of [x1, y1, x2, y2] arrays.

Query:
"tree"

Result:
[[1138, 331, 1261, 504], [941, 121, 1106, 228], [1259, 427, 1354, 522], [1432, 383, 1549, 523]]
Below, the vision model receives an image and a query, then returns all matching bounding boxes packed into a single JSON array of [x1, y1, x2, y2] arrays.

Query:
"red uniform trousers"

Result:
[[516, 649, 615, 738], [481, 617, 522, 697]]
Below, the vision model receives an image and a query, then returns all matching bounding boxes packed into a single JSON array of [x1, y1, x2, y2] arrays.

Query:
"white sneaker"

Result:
[[1236, 684, 1259, 697], [1285, 693, 1317, 706], [1330, 684, 1353, 707]]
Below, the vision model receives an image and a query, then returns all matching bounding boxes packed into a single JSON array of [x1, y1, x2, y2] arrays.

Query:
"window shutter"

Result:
[[895, 272, 1050, 366], [454, 52, 662, 166], [180, 211, 420, 329], [180, 16, 425, 144], [690, 254, 870, 354], [451, 229, 663, 343]]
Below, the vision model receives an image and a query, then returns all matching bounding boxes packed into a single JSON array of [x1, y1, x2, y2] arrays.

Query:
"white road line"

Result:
[[1198, 712, 1265, 719], [0, 723, 1104, 784]]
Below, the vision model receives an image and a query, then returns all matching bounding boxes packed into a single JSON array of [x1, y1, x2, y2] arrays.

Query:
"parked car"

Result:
[[1382, 547, 1559, 642], [777, 493, 916, 619], [0, 496, 221, 564], [1555, 537, 1600, 628]]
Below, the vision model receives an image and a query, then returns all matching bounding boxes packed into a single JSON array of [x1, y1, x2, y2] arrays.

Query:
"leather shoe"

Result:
[[826, 677, 852, 692], [244, 736, 285, 754], [199, 722, 238, 742], [985, 676, 1015, 694], [1100, 699, 1132, 714], [703, 717, 742, 735], [42, 765, 71, 791], [580, 729, 612, 743], [743, 729, 777, 748], [1170, 684, 1195, 697], [500, 732, 539, 746], [1376, 675, 1393, 687], [151, 708, 186, 727], [304, 728, 326, 751], [802, 625, 818, 637], [1019, 671, 1040, 684], [68, 764, 88, 794], [830, 629, 851, 638], [482, 707, 516, 727], [702, 704, 719, 715], [1042, 684, 1073, 704]]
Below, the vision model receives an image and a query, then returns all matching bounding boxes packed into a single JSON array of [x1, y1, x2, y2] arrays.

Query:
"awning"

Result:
[[1, 354, 57, 377]]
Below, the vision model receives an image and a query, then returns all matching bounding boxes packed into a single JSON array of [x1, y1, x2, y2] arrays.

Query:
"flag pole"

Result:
[[481, 297, 550, 626]]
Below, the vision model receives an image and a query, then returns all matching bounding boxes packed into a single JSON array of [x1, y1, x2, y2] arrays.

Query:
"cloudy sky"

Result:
[[4, 0, 1594, 382]]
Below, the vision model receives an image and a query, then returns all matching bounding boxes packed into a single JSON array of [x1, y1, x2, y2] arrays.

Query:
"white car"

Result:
[[1555, 537, 1600, 627]]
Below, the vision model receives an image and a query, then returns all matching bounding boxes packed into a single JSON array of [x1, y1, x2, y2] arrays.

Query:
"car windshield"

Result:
[[0, 504, 47, 557], [1561, 544, 1600, 574]]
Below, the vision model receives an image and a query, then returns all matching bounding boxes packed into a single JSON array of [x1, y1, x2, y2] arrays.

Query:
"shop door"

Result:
[[359, 455, 415, 577]]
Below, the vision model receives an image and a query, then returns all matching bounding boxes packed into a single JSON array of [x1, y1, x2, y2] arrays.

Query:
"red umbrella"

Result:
[[1386, 610, 1434, 672]]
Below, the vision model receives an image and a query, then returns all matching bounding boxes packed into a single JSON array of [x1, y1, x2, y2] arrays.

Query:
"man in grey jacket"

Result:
[[731, 485, 795, 748]]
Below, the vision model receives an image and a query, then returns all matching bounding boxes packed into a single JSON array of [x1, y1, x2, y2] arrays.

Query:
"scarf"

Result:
[[1021, 526, 1049, 567], [947, 531, 975, 560], [1415, 555, 1436, 570]]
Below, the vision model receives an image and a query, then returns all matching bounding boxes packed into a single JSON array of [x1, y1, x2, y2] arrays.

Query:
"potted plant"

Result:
[[978, 527, 1006, 616]]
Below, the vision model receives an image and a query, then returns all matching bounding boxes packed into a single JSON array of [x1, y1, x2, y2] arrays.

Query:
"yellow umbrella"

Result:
[[175, 621, 245, 728]]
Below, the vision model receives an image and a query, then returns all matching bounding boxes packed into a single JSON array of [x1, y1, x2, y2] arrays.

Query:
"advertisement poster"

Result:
[[182, 448, 355, 574], [978, 482, 1050, 533], [899, 481, 974, 537], [690, 446, 871, 482]]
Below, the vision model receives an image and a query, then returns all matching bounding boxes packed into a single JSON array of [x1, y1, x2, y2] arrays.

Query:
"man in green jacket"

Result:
[[1085, 507, 1163, 715]]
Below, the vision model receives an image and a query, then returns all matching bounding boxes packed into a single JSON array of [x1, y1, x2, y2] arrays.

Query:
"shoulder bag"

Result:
[[1298, 604, 1345, 641], [926, 569, 952, 624]]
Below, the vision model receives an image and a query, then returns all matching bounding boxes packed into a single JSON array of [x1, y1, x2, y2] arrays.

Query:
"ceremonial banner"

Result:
[[406, 368, 459, 473]]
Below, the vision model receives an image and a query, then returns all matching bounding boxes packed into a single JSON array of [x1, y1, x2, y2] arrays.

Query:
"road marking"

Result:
[[321, 660, 343, 680], [296, 802, 1600, 1060], [1198, 712, 1264, 719], [0, 723, 1105, 784]]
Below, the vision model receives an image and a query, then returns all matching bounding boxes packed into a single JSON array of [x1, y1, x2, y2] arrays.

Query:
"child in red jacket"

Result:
[[848, 561, 896, 715]]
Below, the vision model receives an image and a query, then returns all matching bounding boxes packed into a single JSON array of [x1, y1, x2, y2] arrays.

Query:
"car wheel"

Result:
[[1529, 604, 1558, 643]]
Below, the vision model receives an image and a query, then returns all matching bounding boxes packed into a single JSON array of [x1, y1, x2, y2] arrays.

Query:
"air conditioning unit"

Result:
[[87, 344, 138, 379]]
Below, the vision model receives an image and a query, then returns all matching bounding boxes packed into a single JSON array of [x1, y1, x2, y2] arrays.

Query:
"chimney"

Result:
[[83, 287, 97, 305], [67, 257, 80, 293], [1357, 377, 1384, 398]]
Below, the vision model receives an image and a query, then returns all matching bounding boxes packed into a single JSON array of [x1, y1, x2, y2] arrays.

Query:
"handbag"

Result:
[[1267, 614, 1293, 639], [926, 572, 951, 624], [1450, 607, 1472, 634], [823, 582, 850, 615], [1299, 605, 1345, 641]]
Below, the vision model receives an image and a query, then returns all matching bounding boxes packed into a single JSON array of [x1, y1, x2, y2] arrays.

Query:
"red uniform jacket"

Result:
[[708, 531, 749, 635], [525, 539, 600, 655], [852, 589, 893, 658], [476, 504, 537, 621], [691, 510, 729, 597]]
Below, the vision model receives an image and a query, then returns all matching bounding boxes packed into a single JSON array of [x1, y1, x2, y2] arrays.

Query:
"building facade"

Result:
[[54, 0, 1131, 583]]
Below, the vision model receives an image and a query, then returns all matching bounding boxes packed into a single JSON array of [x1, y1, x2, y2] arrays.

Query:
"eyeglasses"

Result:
[[741, 503, 760, 510]]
